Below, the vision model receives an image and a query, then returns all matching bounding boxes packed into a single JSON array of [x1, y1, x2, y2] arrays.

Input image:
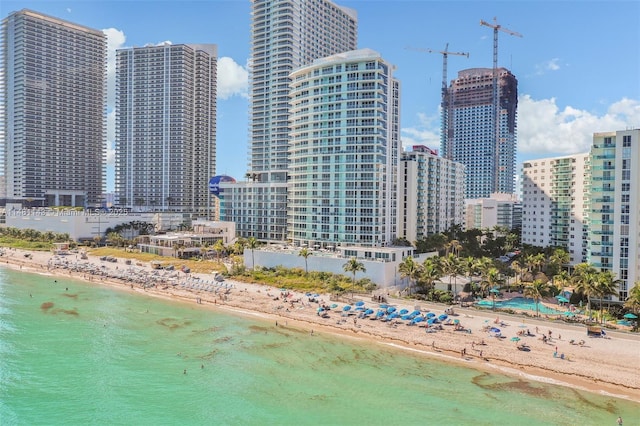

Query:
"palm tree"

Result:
[[462, 256, 479, 293], [232, 238, 247, 256], [624, 282, 640, 313], [106, 231, 123, 247], [594, 271, 621, 325], [444, 239, 462, 257], [213, 239, 226, 262], [420, 258, 442, 295], [524, 279, 550, 317], [398, 256, 422, 296], [480, 267, 502, 308], [343, 257, 366, 297], [530, 253, 546, 274], [247, 237, 259, 270], [572, 263, 598, 320], [440, 253, 461, 298], [298, 247, 311, 274], [553, 270, 571, 299], [548, 248, 570, 276], [504, 232, 519, 253]]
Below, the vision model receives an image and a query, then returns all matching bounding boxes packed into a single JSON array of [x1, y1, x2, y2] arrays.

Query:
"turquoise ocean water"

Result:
[[1, 267, 638, 425]]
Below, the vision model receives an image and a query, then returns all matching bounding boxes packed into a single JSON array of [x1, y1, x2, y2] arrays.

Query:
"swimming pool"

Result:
[[475, 297, 564, 314]]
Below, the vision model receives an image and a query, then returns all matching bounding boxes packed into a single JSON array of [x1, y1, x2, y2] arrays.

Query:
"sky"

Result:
[[3, 0, 639, 192]]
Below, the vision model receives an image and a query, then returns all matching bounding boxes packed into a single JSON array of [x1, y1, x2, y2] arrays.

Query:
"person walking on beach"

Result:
[[617, 416, 623, 425]]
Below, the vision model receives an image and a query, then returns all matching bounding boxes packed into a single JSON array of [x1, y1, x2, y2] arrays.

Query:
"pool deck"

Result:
[[474, 293, 635, 333]]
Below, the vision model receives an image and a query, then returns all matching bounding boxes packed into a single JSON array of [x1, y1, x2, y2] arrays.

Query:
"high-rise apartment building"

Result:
[[1, 9, 107, 207], [521, 129, 639, 300], [587, 130, 639, 300], [115, 43, 217, 218], [400, 145, 465, 241], [442, 68, 518, 199], [287, 49, 399, 247], [465, 193, 522, 232], [219, 0, 357, 241], [521, 154, 589, 265]]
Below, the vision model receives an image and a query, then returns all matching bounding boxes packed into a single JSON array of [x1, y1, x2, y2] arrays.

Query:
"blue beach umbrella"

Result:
[[364, 309, 374, 315], [376, 310, 385, 318], [343, 305, 352, 312], [399, 309, 409, 315], [438, 314, 448, 321], [624, 313, 638, 319], [426, 312, 436, 318], [355, 301, 365, 307], [330, 304, 338, 309], [427, 318, 436, 325], [387, 306, 397, 314], [413, 316, 424, 323], [410, 310, 421, 316], [379, 304, 388, 309]]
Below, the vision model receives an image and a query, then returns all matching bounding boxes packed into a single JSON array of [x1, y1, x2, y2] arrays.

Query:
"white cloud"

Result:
[[400, 111, 441, 152], [102, 28, 126, 108], [518, 95, 640, 157], [106, 110, 116, 166], [217, 57, 249, 100], [533, 58, 562, 76], [546, 58, 560, 71]]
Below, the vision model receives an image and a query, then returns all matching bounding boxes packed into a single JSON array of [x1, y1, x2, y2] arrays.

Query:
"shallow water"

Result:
[[1, 267, 637, 425]]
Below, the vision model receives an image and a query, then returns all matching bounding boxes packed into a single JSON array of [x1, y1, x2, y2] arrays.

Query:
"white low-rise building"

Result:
[[244, 245, 416, 288], [0, 204, 190, 242], [138, 220, 236, 257]]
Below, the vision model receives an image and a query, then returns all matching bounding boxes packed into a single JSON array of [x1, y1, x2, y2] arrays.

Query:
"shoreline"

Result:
[[3, 248, 639, 403]]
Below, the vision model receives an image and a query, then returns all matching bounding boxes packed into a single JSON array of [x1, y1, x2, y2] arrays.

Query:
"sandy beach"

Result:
[[3, 247, 639, 403]]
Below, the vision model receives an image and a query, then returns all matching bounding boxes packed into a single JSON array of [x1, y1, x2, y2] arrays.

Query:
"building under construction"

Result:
[[441, 67, 518, 199]]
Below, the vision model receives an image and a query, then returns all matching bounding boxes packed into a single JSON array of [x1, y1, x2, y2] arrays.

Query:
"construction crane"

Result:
[[406, 44, 469, 155], [480, 17, 522, 76], [480, 17, 522, 193]]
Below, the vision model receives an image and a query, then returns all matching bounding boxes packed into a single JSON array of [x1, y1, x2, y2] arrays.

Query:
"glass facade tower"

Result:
[[1, 9, 107, 207], [442, 67, 518, 199], [288, 49, 399, 247], [220, 0, 357, 242], [115, 44, 217, 217]]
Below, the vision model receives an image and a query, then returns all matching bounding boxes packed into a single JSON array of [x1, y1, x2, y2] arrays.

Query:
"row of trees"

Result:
[[394, 245, 639, 322], [412, 224, 519, 259], [0, 227, 70, 244]]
